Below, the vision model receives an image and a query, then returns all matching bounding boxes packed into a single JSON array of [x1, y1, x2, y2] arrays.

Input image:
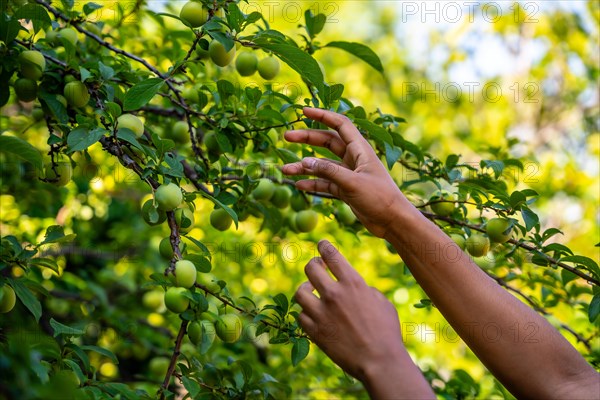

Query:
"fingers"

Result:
[[295, 179, 341, 197], [318, 240, 364, 284], [283, 157, 354, 185], [297, 312, 317, 338], [284, 129, 346, 158], [304, 257, 335, 294], [295, 281, 320, 318], [302, 107, 367, 147]]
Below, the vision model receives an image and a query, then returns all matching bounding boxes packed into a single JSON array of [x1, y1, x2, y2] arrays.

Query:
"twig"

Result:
[[158, 319, 188, 399]]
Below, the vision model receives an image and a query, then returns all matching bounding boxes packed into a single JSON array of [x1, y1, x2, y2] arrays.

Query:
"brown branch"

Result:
[[159, 319, 188, 399], [421, 211, 600, 286]]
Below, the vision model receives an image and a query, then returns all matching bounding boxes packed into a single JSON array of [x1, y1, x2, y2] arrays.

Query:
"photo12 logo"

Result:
[[400, 1, 540, 24]]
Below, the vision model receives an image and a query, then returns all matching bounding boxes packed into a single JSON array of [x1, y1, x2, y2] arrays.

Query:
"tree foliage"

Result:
[[0, 1, 598, 399]]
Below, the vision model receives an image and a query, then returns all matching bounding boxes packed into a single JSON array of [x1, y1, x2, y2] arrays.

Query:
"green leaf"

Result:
[[560, 256, 600, 280], [117, 128, 144, 151], [253, 40, 326, 105], [67, 127, 108, 153], [305, 11, 326, 38], [80, 345, 118, 364], [15, 4, 51, 32], [123, 78, 164, 111], [40, 225, 75, 245], [28, 257, 59, 273], [520, 207, 539, 231], [83, 2, 103, 15], [0, 17, 22, 44], [273, 293, 289, 314], [0, 135, 43, 172], [275, 148, 301, 164], [354, 119, 393, 145], [50, 318, 85, 337], [181, 376, 201, 398], [324, 41, 384, 73], [38, 91, 69, 124], [9, 278, 42, 322], [186, 254, 212, 273], [588, 295, 600, 323], [384, 142, 402, 170], [291, 338, 310, 366]]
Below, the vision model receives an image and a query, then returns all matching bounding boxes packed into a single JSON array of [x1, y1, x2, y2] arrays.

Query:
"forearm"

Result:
[[384, 202, 597, 398], [362, 349, 435, 400]]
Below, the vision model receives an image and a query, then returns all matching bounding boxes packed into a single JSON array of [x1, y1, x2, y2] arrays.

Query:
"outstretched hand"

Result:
[[295, 240, 435, 399], [282, 107, 409, 238]]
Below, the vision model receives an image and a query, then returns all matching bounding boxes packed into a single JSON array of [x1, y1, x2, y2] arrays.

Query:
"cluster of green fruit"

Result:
[[250, 179, 320, 233], [141, 183, 195, 232], [179, 2, 280, 79], [0, 284, 16, 313], [14, 50, 45, 102], [447, 218, 514, 268]]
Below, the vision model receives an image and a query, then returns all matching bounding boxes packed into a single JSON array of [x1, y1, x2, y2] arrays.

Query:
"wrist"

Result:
[[361, 348, 434, 399]]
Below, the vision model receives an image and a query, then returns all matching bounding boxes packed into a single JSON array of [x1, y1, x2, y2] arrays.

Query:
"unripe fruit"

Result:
[[180, 1, 208, 27], [196, 40, 210, 59], [164, 287, 190, 313], [63, 81, 90, 108], [46, 29, 59, 45], [209, 40, 236, 67], [59, 27, 78, 45], [210, 208, 233, 231], [235, 52, 258, 76], [188, 320, 202, 344], [175, 208, 195, 233], [486, 218, 512, 243], [204, 132, 221, 154], [245, 163, 262, 180], [215, 313, 242, 343], [465, 233, 490, 258], [291, 195, 309, 212], [295, 210, 318, 233], [175, 260, 197, 288], [64, 75, 77, 84], [285, 212, 298, 232], [19, 50, 46, 80], [117, 114, 144, 137], [14, 78, 38, 102], [0, 285, 16, 313], [141, 200, 167, 226], [267, 128, 279, 144], [270, 186, 291, 209], [337, 203, 356, 225], [430, 200, 455, 217], [182, 87, 199, 104], [149, 357, 170, 377], [252, 179, 275, 201], [159, 237, 182, 260], [474, 254, 495, 270], [32, 107, 45, 121], [142, 290, 165, 310], [155, 183, 183, 211], [197, 273, 221, 294], [449, 234, 466, 250], [45, 162, 72, 186], [171, 120, 190, 144], [258, 57, 280, 80]]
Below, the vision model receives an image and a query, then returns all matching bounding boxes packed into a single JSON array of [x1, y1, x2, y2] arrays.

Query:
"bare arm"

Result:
[[283, 107, 600, 399]]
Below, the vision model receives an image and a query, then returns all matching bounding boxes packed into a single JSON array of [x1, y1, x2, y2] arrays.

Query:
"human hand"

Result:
[[282, 107, 408, 238], [295, 240, 406, 383]]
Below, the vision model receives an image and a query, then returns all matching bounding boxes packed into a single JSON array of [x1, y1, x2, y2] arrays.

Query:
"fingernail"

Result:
[[302, 157, 317, 169]]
